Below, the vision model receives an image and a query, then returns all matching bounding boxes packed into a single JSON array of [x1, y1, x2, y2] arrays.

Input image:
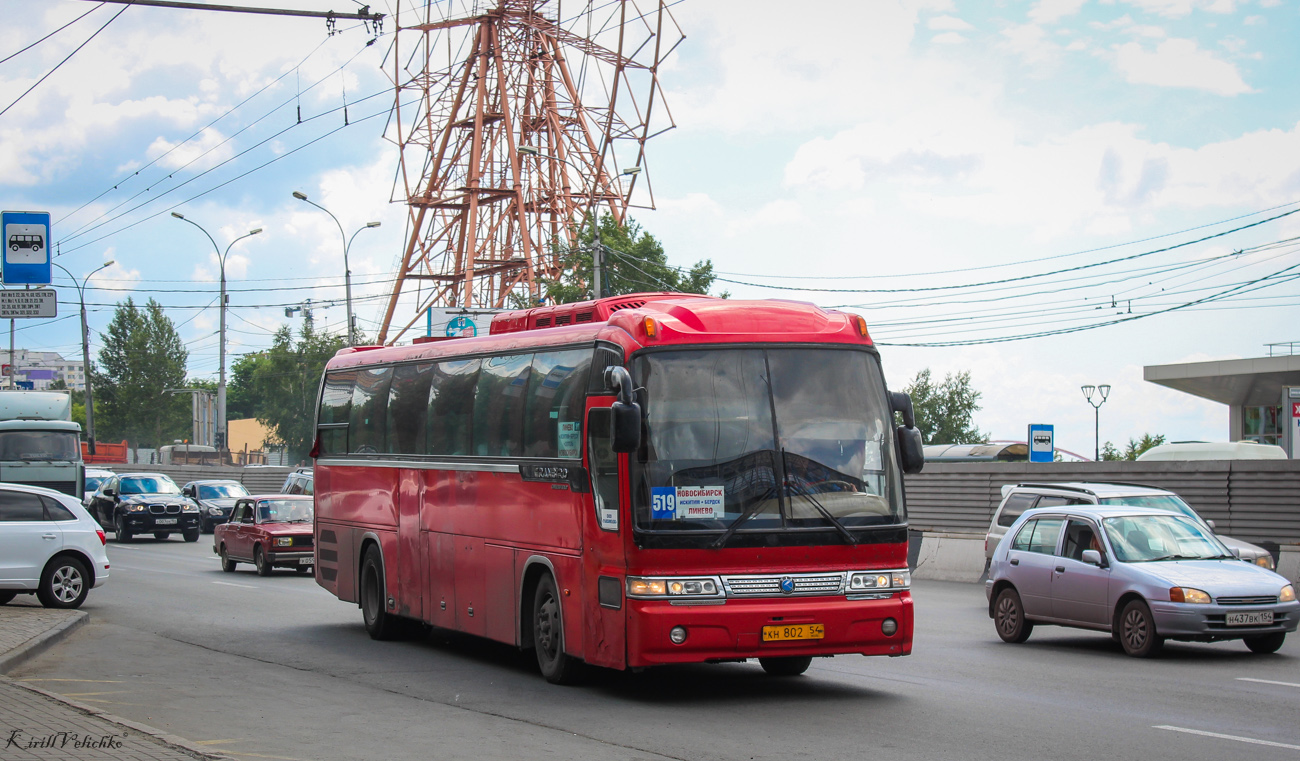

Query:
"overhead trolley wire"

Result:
[[0, 3, 129, 119], [0, 2, 106, 66]]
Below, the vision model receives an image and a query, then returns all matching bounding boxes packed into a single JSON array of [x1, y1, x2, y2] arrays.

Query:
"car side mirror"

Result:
[[895, 425, 924, 475], [103, 487, 115, 497], [1230, 546, 1242, 559], [1082, 549, 1103, 567], [604, 366, 642, 454], [1206, 519, 1216, 531]]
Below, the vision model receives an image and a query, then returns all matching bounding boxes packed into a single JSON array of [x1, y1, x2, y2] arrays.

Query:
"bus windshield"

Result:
[[0, 430, 80, 462], [631, 348, 903, 539]]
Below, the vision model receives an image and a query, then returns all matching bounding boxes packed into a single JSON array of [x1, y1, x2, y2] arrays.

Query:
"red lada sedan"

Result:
[[213, 495, 314, 576]]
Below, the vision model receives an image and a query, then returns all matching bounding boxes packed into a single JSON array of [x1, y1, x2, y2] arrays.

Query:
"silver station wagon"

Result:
[[986, 504, 1297, 657]]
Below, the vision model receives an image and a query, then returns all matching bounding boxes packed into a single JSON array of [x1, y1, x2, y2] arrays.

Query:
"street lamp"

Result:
[[292, 191, 380, 346], [172, 212, 262, 451], [51, 259, 114, 456], [1081, 383, 1112, 461], [517, 145, 641, 299]]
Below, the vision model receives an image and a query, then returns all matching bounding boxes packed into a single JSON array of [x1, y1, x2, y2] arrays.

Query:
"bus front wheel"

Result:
[[532, 575, 582, 685], [360, 546, 400, 641]]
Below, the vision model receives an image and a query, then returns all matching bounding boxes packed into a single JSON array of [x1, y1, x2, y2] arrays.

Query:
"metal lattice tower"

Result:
[[377, 0, 682, 344]]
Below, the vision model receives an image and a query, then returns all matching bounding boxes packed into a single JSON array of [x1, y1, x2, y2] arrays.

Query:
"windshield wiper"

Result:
[[710, 483, 778, 550], [781, 451, 856, 546], [1146, 554, 1207, 562]]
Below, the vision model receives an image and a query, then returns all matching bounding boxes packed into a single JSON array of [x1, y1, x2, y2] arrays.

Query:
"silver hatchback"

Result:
[[985, 505, 1297, 657]]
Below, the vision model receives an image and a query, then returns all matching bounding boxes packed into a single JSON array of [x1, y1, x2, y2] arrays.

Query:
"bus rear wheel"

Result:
[[532, 575, 582, 685], [360, 546, 400, 640], [759, 656, 813, 676]]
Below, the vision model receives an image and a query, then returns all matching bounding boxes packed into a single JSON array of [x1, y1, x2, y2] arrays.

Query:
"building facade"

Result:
[[1, 349, 86, 391]]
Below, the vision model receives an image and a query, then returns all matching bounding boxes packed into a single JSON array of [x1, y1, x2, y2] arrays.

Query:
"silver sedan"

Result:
[[985, 505, 1298, 657]]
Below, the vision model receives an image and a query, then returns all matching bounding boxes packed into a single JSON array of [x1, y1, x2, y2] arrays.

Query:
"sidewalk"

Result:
[[0, 599, 225, 760]]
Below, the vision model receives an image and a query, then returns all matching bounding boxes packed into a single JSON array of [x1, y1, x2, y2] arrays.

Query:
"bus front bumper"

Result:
[[626, 591, 913, 667]]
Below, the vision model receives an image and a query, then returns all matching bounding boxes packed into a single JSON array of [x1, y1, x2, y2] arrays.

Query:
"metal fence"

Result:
[[94, 464, 295, 494], [904, 460, 1300, 546]]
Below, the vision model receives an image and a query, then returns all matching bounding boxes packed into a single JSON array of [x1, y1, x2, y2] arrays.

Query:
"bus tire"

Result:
[[360, 546, 400, 641], [531, 574, 583, 685]]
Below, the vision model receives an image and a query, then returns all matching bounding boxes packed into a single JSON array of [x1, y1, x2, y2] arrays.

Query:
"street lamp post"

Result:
[[1081, 384, 1112, 461], [292, 191, 380, 346], [51, 260, 114, 456], [172, 212, 261, 452], [517, 145, 640, 300]]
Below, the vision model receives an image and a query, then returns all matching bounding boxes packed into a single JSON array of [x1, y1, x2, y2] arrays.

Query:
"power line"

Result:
[[0, 3, 129, 119], [0, 2, 106, 66]]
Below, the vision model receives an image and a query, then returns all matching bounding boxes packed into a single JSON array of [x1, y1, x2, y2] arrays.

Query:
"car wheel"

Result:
[[254, 545, 272, 577], [1119, 599, 1163, 658], [994, 587, 1033, 644], [115, 514, 133, 543], [0, 591, 18, 605], [37, 556, 90, 609], [153, 532, 171, 540], [1243, 633, 1286, 654], [532, 574, 583, 684], [219, 545, 236, 572], [182, 529, 200, 543], [360, 546, 400, 640], [759, 656, 813, 676]]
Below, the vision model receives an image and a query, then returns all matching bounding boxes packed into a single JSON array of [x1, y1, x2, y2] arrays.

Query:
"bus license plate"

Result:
[[298, 558, 314, 565], [155, 518, 178, 525], [1226, 611, 1273, 626], [762, 624, 824, 642]]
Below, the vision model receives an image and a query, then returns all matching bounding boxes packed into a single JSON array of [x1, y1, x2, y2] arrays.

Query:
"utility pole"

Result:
[[52, 261, 114, 454]]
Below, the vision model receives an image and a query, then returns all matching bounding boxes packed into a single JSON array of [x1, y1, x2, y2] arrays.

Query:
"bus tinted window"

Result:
[[318, 371, 357, 455], [524, 349, 592, 458], [350, 367, 392, 454], [387, 363, 433, 455], [587, 344, 624, 394], [428, 358, 480, 456], [473, 354, 532, 457]]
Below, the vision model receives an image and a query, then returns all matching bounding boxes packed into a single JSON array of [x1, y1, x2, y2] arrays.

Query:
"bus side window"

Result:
[[428, 358, 480, 456], [318, 371, 358, 456], [350, 367, 393, 455], [524, 349, 593, 458], [473, 354, 532, 457], [587, 408, 619, 531], [387, 363, 433, 455]]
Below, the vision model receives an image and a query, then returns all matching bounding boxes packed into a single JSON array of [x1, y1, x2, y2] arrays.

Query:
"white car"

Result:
[[0, 483, 110, 609]]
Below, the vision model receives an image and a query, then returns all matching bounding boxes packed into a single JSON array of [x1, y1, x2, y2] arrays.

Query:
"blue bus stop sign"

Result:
[[446, 315, 477, 337], [1028, 424, 1054, 463], [1, 211, 52, 285]]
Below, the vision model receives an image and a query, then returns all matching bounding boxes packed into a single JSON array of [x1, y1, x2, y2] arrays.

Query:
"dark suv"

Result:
[[87, 472, 201, 542], [182, 479, 250, 534]]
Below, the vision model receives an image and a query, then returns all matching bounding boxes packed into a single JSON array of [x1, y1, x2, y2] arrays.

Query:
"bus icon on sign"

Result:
[[9, 234, 42, 253]]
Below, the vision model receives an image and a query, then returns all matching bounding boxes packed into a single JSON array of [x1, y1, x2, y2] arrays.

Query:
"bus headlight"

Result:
[[626, 576, 721, 599], [848, 570, 910, 591]]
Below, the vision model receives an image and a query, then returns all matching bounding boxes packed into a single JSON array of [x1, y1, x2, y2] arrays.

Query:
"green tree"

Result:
[[902, 368, 988, 445], [1100, 433, 1166, 461], [94, 298, 189, 449], [225, 353, 264, 420], [535, 213, 723, 305], [248, 319, 347, 462]]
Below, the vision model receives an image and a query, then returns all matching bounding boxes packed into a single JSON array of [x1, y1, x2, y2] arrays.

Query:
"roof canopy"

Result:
[[1144, 354, 1300, 406]]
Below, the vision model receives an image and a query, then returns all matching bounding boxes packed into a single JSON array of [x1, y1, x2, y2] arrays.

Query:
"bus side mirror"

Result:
[[896, 425, 924, 474], [604, 366, 642, 453], [890, 391, 916, 429]]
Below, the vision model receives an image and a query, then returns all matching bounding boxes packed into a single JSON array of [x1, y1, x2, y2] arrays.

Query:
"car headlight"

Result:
[[182, 504, 199, 513], [208, 506, 225, 516], [126, 504, 147, 512], [274, 537, 293, 547], [1255, 555, 1275, 570], [1281, 585, 1296, 603], [1169, 587, 1212, 604], [848, 570, 910, 591], [626, 576, 721, 598]]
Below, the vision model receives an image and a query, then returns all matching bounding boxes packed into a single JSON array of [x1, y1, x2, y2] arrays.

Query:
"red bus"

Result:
[[311, 293, 924, 683]]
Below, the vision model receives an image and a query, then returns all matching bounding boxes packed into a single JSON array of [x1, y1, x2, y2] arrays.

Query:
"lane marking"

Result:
[[223, 752, 305, 760], [194, 739, 245, 746], [106, 544, 142, 551], [212, 581, 257, 589], [1154, 726, 1300, 751], [20, 678, 124, 683], [61, 691, 128, 697], [1238, 677, 1300, 688]]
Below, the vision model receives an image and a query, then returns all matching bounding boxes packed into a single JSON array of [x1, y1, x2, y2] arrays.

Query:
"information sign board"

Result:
[[0, 288, 57, 318], [1, 210, 52, 285]]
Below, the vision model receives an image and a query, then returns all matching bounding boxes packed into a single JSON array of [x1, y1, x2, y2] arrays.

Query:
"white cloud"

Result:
[[929, 14, 974, 31], [1117, 0, 1238, 17], [148, 127, 234, 172], [931, 32, 968, 45], [1030, 0, 1088, 25], [1113, 38, 1252, 95]]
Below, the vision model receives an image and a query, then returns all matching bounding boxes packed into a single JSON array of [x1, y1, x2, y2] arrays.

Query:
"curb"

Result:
[[6, 678, 231, 760], [0, 609, 88, 675]]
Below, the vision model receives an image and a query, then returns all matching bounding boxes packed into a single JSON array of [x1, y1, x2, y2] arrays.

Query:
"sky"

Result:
[[1, 0, 1298, 458]]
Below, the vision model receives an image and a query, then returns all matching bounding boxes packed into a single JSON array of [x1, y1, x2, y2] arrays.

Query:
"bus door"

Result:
[[581, 406, 627, 669], [396, 468, 423, 621]]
